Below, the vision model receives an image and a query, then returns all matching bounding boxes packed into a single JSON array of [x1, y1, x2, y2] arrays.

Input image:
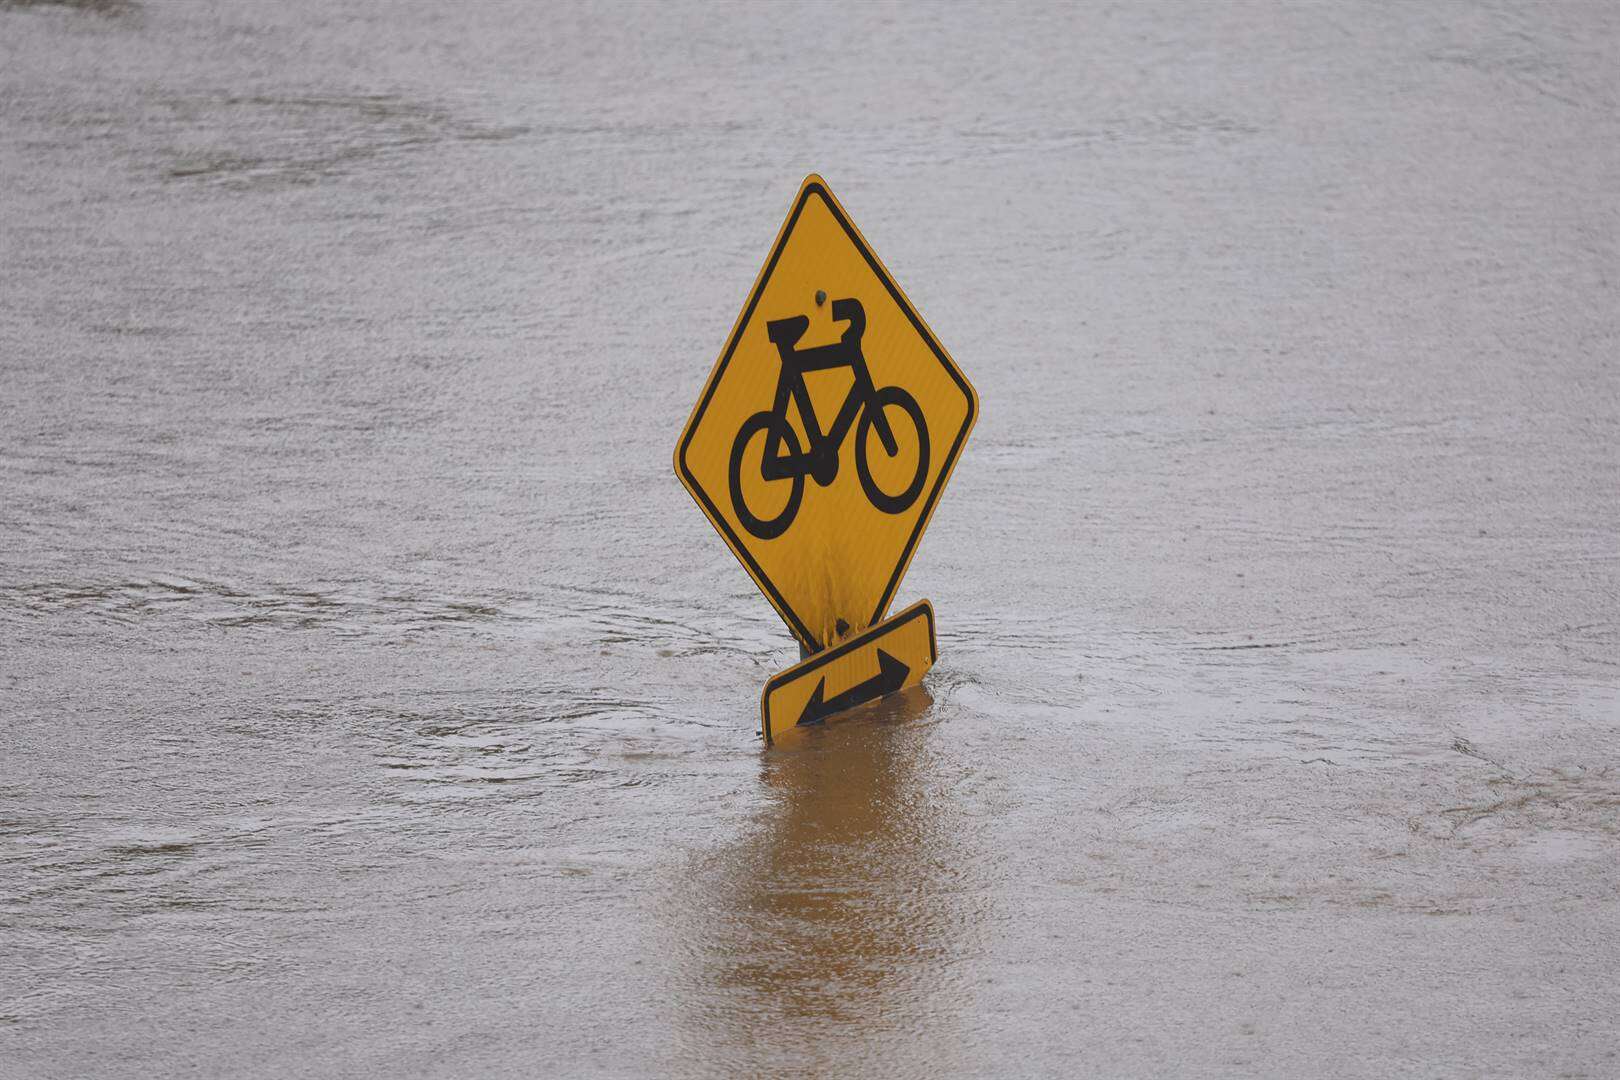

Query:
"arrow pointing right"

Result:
[[796, 648, 910, 727]]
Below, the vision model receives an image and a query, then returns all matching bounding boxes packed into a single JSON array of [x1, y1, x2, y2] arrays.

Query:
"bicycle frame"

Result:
[[760, 299, 899, 483]]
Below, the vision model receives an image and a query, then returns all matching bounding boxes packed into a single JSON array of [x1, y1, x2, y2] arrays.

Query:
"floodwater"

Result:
[[2, 1, 1617, 1076]]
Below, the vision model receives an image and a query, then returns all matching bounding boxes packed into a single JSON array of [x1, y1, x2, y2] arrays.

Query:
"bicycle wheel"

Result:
[[856, 386, 929, 514], [729, 410, 805, 540]]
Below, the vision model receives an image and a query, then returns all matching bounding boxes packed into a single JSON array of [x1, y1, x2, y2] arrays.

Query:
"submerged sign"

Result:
[[674, 175, 977, 653], [759, 600, 936, 746], [675, 175, 976, 740]]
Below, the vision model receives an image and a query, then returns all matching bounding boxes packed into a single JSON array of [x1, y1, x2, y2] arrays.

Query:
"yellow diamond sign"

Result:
[[675, 175, 978, 651]]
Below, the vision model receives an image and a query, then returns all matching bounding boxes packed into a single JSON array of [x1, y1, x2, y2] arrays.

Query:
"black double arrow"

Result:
[[796, 649, 910, 727]]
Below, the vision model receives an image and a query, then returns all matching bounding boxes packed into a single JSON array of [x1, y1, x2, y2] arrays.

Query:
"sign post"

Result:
[[675, 175, 977, 743]]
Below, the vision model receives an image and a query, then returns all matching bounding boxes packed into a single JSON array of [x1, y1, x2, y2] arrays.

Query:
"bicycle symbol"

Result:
[[728, 297, 930, 540]]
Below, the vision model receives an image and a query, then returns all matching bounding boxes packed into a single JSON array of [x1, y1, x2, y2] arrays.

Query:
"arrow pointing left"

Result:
[[797, 648, 910, 727]]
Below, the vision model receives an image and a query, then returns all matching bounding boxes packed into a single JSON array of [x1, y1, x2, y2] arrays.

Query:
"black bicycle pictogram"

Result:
[[729, 297, 930, 540]]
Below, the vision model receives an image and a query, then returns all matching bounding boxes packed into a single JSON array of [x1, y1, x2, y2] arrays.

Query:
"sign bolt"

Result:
[[815, 290, 827, 307]]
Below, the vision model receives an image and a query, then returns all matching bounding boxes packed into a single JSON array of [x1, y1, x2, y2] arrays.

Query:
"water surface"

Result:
[[2, 2, 1618, 1076]]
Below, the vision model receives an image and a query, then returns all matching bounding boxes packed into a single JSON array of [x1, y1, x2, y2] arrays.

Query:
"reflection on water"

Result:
[[672, 687, 986, 1074]]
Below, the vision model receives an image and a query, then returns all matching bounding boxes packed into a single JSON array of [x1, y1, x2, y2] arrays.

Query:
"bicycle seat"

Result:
[[766, 314, 811, 348]]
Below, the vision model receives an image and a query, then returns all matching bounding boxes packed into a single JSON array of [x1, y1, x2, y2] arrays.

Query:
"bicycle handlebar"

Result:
[[829, 298, 865, 341]]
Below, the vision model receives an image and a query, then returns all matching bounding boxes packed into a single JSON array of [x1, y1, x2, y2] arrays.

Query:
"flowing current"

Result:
[[2, 2, 1617, 1076]]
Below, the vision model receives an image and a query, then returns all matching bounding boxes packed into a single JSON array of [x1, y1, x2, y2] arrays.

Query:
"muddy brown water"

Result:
[[2, 2, 1618, 1077]]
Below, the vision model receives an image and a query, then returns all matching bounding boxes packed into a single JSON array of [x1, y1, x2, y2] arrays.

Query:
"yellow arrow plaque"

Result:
[[759, 599, 936, 745], [675, 176, 978, 651]]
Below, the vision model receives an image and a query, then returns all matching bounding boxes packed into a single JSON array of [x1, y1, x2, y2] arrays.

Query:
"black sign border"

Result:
[[676, 181, 977, 651]]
